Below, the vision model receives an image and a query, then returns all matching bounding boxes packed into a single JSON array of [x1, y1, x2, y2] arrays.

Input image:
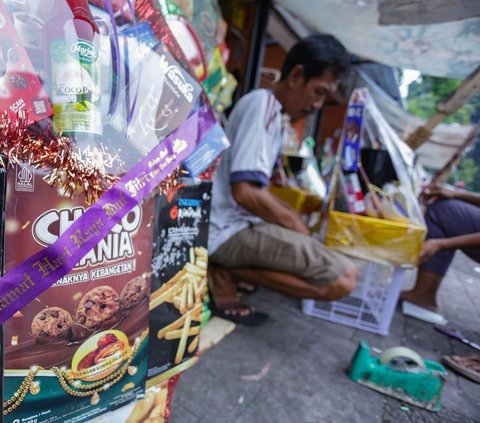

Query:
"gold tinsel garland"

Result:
[[0, 111, 119, 204], [0, 112, 185, 203]]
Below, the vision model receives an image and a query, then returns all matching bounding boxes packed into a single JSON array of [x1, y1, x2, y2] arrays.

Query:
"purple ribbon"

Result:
[[105, 0, 121, 115], [0, 108, 215, 323]]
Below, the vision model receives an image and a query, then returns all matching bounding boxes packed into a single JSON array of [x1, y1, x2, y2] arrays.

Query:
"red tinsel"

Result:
[[0, 111, 119, 204]]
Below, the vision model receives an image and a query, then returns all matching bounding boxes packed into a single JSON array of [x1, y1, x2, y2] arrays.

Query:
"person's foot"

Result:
[[209, 301, 269, 326], [207, 264, 268, 326], [207, 263, 240, 305], [220, 302, 255, 317], [399, 290, 438, 312], [236, 281, 258, 295]]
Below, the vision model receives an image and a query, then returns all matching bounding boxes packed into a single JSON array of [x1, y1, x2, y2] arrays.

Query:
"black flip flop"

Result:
[[209, 301, 269, 327]]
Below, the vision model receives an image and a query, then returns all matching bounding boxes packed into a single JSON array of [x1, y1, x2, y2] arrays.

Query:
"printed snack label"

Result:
[[2, 165, 154, 423], [148, 182, 212, 384], [341, 103, 364, 172], [50, 34, 102, 135], [0, 2, 53, 123]]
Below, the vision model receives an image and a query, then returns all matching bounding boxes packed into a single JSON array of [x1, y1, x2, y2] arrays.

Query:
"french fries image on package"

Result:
[[150, 246, 208, 364]]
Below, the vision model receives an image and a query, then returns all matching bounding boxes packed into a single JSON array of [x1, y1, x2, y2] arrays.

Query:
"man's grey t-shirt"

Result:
[[208, 89, 284, 254]]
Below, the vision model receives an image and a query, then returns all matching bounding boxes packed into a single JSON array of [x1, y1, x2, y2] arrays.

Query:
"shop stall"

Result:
[[0, 0, 232, 421]]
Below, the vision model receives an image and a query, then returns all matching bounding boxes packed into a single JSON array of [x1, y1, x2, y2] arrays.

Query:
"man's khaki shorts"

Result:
[[210, 223, 353, 285]]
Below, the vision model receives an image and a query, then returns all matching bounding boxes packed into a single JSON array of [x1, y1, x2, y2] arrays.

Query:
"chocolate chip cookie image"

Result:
[[31, 307, 73, 342], [75, 286, 120, 329], [120, 276, 149, 309]]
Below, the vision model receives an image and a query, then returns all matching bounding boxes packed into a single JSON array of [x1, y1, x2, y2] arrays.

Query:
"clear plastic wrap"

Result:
[[322, 88, 426, 267], [0, 1, 226, 421]]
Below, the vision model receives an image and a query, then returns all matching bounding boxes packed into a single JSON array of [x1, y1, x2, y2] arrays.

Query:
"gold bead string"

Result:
[[65, 362, 127, 390], [3, 334, 144, 415], [52, 358, 131, 398], [368, 183, 407, 219], [54, 350, 136, 395], [3, 366, 44, 415]]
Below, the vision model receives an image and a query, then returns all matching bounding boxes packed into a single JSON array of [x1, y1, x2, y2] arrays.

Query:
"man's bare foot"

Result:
[[219, 302, 255, 317], [207, 265, 268, 326], [399, 290, 438, 311], [209, 301, 269, 326], [236, 281, 258, 294]]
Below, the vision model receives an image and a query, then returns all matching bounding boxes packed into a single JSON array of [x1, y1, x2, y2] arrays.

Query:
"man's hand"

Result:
[[289, 214, 310, 235], [420, 183, 456, 205], [418, 239, 444, 263], [232, 182, 310, 235]]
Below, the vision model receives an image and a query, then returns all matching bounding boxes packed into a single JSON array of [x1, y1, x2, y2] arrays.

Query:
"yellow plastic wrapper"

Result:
[[269, 185, 306, 212], [325, 211, 426, 266], [322, 88, 426, 266]]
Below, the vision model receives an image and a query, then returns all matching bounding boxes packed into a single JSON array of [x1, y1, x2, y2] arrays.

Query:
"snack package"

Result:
[[90, 376, 177, 423], [0, 1, 226, 421], [183, 122, 229, 177], [148, 182, 212, 386], [341, 103, 364, 172], [339, 172, 366, 215], [0, 1, 53, 123], [122, 41, 202, 164], [2, 166, 154, 422]]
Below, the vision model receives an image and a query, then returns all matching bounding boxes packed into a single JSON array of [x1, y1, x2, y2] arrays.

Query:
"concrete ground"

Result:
[[170, 253, 480, 423]]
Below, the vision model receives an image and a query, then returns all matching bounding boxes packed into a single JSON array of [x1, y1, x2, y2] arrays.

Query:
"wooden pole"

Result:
[[379, 0, 480, 25], [405, 65, 480, 150], [430, 125, 480, 185]]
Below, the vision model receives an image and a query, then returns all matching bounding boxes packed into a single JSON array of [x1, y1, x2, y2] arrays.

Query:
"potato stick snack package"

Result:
[[89, 374, 180, 422], [148, 182, 212, 386]]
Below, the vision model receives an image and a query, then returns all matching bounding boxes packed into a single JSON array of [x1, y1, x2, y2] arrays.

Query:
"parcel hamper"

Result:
[[305, 88, 426, 334]]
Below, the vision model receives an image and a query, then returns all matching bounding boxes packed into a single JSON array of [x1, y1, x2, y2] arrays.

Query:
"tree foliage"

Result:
[[406, 74, 480, 191], [406, 75, 476, 124]]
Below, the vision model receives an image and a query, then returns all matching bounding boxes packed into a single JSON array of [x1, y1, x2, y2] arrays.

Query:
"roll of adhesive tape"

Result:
[[379, 346, 426, 369]]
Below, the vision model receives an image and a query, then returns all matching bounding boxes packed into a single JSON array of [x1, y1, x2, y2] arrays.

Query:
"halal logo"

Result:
[[15, 164, 34, 192], [18, 165, 32, 184]]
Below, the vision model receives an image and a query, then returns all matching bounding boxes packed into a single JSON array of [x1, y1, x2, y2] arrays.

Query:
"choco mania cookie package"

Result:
[[0, 165, 154, 422]]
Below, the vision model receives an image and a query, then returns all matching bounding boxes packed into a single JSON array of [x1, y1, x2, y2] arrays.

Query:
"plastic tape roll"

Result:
[[379, 346, 426, 369]]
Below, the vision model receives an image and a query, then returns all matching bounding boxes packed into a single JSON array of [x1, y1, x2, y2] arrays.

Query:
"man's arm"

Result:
[[231, 182, 309, 235], [452, 190, 480, 207], [422, 184, 480, 207], [419, 233, 480, 263]]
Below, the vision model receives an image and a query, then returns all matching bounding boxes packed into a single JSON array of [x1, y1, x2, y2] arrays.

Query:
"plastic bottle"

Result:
[[50, 0, 102, 136]]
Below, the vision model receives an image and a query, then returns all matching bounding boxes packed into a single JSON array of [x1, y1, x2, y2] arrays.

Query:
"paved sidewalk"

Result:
[[170, 253, 480, 423]]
